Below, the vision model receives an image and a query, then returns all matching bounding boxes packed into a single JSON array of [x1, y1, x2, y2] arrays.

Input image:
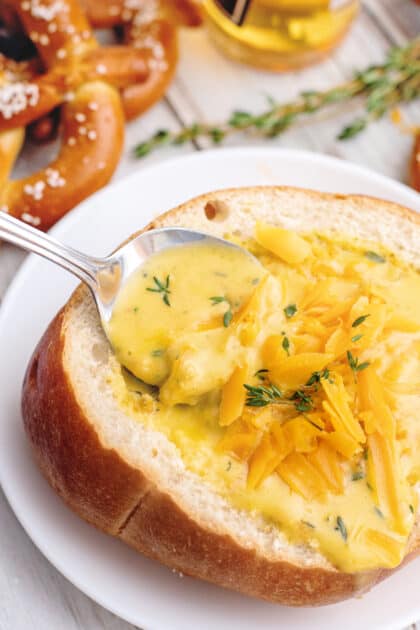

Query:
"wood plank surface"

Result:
[[0, 1, 419, 628]]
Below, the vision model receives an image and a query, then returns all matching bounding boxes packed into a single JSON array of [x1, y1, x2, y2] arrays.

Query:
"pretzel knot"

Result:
[[0, 0, 202, 230]]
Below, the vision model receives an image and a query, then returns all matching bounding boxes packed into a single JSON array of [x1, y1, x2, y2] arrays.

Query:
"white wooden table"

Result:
[[1, 1, 420, 628]]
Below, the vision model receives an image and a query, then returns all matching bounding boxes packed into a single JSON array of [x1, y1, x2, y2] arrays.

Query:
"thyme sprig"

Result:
[[244, 368, 330, 413], [134, 39, 420, 158], [244, 383, 284, 407], [146, 275, 171, 306], [347, 350, 370, 379]]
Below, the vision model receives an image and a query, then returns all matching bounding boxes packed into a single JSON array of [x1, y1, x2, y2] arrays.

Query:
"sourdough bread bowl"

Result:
[[22, 187, 420, 606]]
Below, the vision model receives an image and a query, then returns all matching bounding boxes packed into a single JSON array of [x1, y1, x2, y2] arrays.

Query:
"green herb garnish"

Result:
[[210, 296, 226, 305], [223, 309, 233, 328], [210, 296, 233, 328], [254, 368, 269, 381], [244, 383, 284, 407], [305, 368, 330, 387], [291, 389, 313, 413], [134, 39, 420, 158], [409, 504, 415, 514], [244, 368, 331, 413], [151, 349, 164, 357], [284, 303, 297, 319], [352, 314, 370, 328], [365, 251, 386, 264], [351, 334, 363, 343], [302, 520, 316, 529], [335, 516, 348, 542], [352, 471, 365, 481], [347, 350, 370, 378], [282, 335, 290, 356], [374, 506, 384, 518], [147, 275, 171, 306]]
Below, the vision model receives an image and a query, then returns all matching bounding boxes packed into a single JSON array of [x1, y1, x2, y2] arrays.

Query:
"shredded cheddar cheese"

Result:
[[111, 222, 420, 573]]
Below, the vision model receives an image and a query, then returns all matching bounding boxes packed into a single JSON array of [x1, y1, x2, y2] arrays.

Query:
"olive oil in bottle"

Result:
[[203, 0, 359, 71]]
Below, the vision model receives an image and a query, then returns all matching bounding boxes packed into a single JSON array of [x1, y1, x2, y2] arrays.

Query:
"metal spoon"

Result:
[[0, 212, 259, 329]]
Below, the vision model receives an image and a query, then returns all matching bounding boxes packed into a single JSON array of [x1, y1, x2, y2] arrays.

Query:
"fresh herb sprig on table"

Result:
[[135, 38, 420, 158]]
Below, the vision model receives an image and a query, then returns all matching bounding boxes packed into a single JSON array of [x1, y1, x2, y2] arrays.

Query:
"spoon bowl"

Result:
[[96, 226, 260, 325], [0, 213, 260, 341]]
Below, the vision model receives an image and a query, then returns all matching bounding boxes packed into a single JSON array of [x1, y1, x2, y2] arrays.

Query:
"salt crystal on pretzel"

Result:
[[25, 0, 68, 21], [0, 82, 39, 119]]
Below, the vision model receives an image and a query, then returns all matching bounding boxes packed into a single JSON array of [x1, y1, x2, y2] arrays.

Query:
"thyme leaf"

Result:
[[254, 368, 269, 381], [223, 309, 233, 328], [352, 314, 370, 327], [147, 275, 171, 307], [210, 295, 226, 304], [365, 250, 386, 264], [210, 295, 233, 327], [302, 520, 316, 529], [284, 303, 297, 319], [335, 516, 348, 542]]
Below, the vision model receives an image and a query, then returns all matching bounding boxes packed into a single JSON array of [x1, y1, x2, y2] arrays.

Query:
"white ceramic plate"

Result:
[[1, 148, 419, 630]]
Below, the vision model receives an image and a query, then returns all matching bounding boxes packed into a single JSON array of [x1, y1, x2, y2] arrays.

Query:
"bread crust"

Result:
[[22, 187, 420, 606]]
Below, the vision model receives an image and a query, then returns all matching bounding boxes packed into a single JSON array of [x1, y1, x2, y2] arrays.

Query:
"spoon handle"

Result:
[[0, 212, 100, 289]]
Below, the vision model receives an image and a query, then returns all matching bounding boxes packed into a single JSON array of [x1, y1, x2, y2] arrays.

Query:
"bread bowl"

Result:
[[22, 186, 420, 606]]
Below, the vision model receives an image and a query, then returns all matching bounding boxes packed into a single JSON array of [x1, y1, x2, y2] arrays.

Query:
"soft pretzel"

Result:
[[0, 18, 149, 131], [0, 80, 124, 229], [0, 0, 202, 229], [80, 0, 202, 120], [0, 0, 130, 229], [0, 58, 27, 186], [80, 0, 202, 28], [0, 0, 201, 124]]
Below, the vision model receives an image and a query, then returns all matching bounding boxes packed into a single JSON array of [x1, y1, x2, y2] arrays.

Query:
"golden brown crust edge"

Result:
[[146, 185, 420, 232], [22, 187, 420, 606]]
